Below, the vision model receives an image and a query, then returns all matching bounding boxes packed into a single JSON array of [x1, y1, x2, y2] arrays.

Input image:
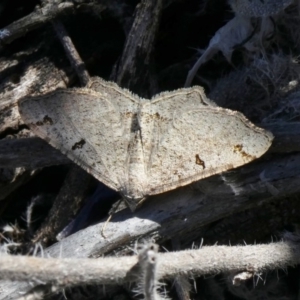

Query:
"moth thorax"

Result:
[[124, 196, 145, 212]]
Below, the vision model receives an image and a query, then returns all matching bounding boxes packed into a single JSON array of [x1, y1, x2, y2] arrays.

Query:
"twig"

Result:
[[52, 20, 90, 86], [0, 2, 75, 46], [137, 244, 160, 300], [0, 1, 105, 46], [116, 0, 162, 97], [0, 241, 299, 287]]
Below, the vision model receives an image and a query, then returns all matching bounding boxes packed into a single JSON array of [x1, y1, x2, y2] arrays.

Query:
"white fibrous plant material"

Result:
[[209, 54, 299, 111], [18, 78, 273, 211], [229, 0, 293, 17], [185, 15, 275, 87], [185, 0, 295, 87], [135, 244, 163, 300], [209, 16, 256, 60]]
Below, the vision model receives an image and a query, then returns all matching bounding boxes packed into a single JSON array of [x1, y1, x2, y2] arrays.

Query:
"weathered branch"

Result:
[[137, 244, 160, 300], [0, 241, 299, 287], [115, 0, 162, 97], [52, 20, 90, 86], [0, 2, 75, 46], [0, 1, 107, 46]]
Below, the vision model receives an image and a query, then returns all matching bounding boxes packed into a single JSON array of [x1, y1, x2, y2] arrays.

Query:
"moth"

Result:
[[19, 78, 273, 211]]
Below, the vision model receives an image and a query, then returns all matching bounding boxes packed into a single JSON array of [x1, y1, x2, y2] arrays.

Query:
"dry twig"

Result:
[[0, 240, 299, 287]]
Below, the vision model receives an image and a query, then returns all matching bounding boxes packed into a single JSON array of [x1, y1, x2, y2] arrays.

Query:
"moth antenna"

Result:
[[101, 199, 122, 238]]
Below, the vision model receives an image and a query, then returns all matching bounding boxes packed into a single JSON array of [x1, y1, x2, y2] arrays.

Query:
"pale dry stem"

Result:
[[0, 241, 299, 287], [136, 243, 162, 300]]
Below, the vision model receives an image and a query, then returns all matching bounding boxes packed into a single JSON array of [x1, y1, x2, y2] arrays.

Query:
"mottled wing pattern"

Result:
[[139, 86, 215, 166], [19, 79, 273, 207], [143, 92, 273, 195], [19, 87, 140, 191]]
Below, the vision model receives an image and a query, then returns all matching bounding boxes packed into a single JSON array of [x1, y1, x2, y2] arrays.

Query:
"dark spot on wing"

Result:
[[36, 115, 53, 126], [233, 144, 254, 160], [173, 170, 182, 179], [195, 154, 205, 169], [152, 112, 169, 121], [155, 112, 160, 118], [72, 139, 86, 150], [233, 144, 243, 153], [124, 111, 134, 117]]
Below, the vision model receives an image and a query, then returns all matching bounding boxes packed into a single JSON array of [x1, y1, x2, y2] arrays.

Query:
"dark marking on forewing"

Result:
[[36, 115, 53, 126], [72, 139, 86, 150], [195, 154, 205, 169], [233, 144, 254, 160], [153, 112, 168, 121]]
